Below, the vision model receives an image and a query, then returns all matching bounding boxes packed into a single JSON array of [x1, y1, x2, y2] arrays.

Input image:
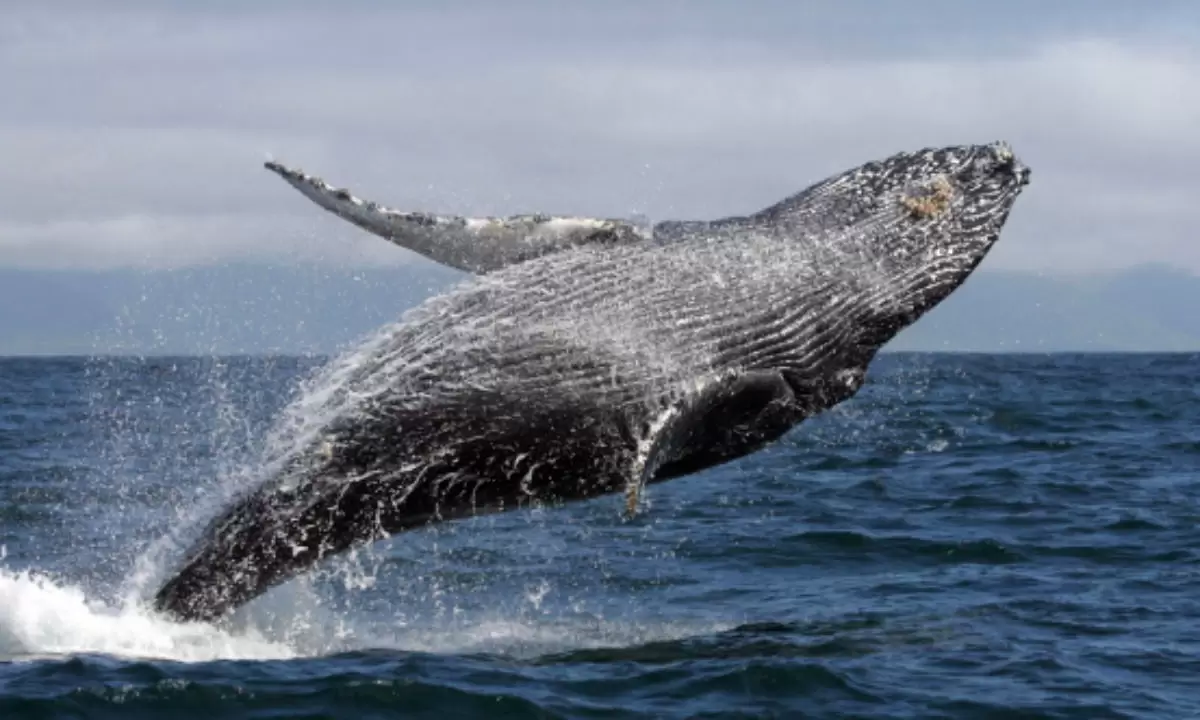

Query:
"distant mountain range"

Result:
[[1, 263, 1197, 355]]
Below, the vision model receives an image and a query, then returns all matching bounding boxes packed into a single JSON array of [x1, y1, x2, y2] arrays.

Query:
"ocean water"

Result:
[[0, 353, 1196, 718]]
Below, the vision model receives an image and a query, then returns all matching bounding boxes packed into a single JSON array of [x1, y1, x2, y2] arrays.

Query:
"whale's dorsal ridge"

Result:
[[264, 160, 652, 274]]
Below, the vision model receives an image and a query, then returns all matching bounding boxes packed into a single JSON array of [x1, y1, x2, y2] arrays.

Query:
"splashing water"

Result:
[[0, 564, 733, 664], [0, 344, 727, 665], [18, 236, 919, 659], [0, 569, 293, 662]]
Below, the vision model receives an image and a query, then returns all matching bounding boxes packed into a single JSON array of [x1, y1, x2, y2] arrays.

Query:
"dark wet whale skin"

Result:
[[154, 143, 1031, 623]]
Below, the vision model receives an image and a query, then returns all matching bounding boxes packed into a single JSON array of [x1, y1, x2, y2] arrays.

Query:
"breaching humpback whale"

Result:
[[155, 143, 1031, 623]]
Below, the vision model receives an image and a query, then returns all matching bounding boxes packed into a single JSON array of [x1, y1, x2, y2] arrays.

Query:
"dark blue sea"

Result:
[[0, 353, 1196, 718]]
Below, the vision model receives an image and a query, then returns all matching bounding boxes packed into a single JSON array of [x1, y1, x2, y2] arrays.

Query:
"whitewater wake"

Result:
[[0, 569, 294, 662], [0, 567, 731, 664]]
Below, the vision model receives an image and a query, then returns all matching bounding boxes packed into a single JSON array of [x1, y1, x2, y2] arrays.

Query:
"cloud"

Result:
[[2, 3, 1199, 272]]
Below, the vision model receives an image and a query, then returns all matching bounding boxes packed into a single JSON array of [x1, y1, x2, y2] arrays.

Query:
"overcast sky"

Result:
[[3, 1, 1199, 273]]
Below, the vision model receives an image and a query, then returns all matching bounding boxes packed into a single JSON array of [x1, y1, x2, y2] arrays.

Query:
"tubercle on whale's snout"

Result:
[[984, 141, 1031, 188]]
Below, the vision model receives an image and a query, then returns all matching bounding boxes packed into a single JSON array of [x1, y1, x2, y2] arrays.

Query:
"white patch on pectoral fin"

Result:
[[625, 403, 687, 517], [622, 368, 843, 517], [622, 372, 747, 518], [265, 160, 652, 274]]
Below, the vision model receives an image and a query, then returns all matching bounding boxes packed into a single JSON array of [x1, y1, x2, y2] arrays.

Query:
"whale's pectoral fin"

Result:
[[265, 161, 651, 274], [623, 370, 809, 517], [640, 362, 873, 492]]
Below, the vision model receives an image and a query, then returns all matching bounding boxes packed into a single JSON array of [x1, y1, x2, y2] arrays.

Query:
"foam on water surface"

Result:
[[0, 569, 295, 662], [0, 567, 730, 664]]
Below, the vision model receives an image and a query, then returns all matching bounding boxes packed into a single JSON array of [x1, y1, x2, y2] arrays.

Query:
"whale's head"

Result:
[[886, 141, 1031, 261], [812, 141, 1032, 348]]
